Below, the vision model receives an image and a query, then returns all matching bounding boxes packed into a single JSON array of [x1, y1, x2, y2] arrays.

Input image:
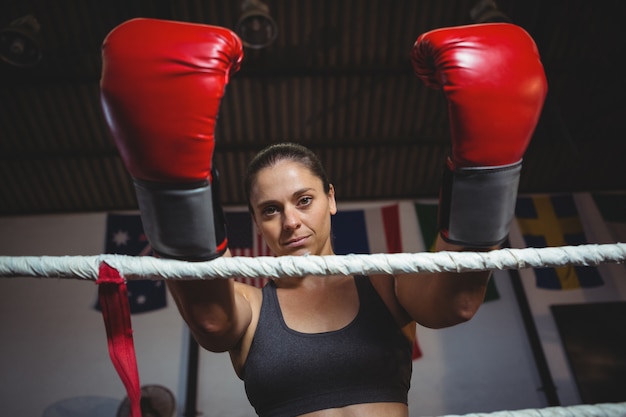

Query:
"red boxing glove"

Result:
[[100, 18, 243, 260], [412, 23, 547, 247]]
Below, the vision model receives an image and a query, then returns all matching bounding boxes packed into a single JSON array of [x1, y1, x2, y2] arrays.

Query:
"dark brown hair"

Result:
[[244, 142, 331, 212]]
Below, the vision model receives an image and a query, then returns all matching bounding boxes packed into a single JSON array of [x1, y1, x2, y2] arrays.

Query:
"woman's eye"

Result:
[[298, 196, 312, 206], [262, 206, 278, 216]]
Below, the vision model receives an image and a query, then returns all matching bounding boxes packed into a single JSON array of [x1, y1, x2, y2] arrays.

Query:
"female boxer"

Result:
[[101, 18, 546, 417]]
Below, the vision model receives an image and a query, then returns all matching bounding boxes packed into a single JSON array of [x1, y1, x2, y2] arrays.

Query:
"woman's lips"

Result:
[[283, 235, 309, 248]]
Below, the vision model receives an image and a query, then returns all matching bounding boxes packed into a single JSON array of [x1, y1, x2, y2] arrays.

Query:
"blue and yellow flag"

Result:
[[515, 194, 604, 290]]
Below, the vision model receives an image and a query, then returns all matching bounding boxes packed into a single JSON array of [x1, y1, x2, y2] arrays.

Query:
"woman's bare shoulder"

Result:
[[233, 280, 264, 308]]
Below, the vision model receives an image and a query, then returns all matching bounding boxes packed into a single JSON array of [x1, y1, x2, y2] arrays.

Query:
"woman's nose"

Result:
[[282, 206, 301, 230]]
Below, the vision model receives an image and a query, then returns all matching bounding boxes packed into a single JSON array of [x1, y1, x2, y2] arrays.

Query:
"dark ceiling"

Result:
[[1, 0, 625, 217]]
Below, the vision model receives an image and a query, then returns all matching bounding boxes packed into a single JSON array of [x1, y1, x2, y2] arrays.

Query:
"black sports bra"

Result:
[[242, 275, 413, 417]]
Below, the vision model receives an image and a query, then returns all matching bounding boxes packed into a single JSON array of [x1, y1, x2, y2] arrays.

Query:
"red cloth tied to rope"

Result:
[[97, 262, 141, 417]]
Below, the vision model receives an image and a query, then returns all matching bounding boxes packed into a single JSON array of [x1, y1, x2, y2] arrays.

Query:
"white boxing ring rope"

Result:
[[0, 243, 624, 281], [437, 402, 626, 417], [2, 243, 626, 417]]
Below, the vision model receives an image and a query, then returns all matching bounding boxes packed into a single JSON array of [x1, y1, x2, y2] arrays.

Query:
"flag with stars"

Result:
[[226, 211, 272, 288], [95, 214, 167, 313], [514, 194, 604, 290]]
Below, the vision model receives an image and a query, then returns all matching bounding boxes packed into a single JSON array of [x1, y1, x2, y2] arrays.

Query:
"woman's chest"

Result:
[[276, 281, 360, 333]]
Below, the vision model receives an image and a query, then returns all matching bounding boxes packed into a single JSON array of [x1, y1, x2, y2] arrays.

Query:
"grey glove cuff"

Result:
[[133, 175, 227, 261], [438, 161, 522, 248]]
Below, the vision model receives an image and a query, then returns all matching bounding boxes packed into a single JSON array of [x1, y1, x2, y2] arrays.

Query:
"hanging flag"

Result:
[[95, 214, 167, 314], [414, 203, 438, 252], [515, 194, 604, 290], [592, 193, 626, 243], [226, 211, 272, 289], [331, 205, 402, 255], [414, 203, 500, 302]]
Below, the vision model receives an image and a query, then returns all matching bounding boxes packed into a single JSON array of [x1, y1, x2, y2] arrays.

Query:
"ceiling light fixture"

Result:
[[235, 0, 278, 50], [0, 15, 42, 68], [470, 0, 512, 23]]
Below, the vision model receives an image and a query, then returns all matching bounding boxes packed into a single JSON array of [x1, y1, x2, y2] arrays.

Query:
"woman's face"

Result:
[[249, 159, 337, 257]]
